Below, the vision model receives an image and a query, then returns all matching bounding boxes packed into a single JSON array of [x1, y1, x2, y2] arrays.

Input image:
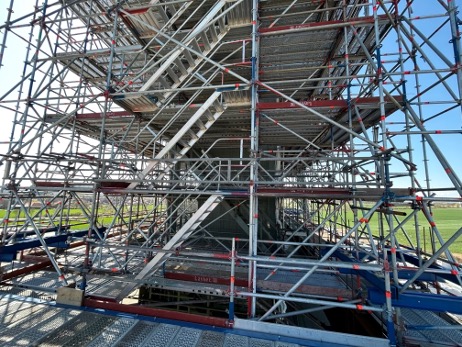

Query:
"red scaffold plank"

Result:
[[83, 298, 231, 327]]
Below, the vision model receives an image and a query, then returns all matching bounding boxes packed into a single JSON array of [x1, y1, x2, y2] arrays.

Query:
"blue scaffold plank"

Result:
[[0, 228, 106, 261], [368, 289, 462, 315]]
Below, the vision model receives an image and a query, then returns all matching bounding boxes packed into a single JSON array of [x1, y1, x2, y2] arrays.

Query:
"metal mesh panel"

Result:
[[0, 300, 39, 328], [402, 308, 462, 345], [249, 338, 274, 347], [115, 321, 158, 347], [86, 276, 135, 298], [0, 287, 55, 301], [196, 330, 226, 347], [37, 311, 117, 347], [1, 309, 80, 347], [87, 318, 138, 347], [0, 307, 62, 345], [167, 327, 202, 347], [141, 323, 180, 347], [16, 272, 60, 288], [275, 342, 299, 347], [223, 333, 249, 347]]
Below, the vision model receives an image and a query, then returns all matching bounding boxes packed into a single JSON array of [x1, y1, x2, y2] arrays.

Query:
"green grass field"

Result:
[[1, 205, 461, 255], [341, 206, 462, 255], [0, 207, 118, 231]]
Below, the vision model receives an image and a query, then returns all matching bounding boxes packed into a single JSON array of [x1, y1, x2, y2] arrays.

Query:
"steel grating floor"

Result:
[[401, 308, 462, 346], [0, 294, 394, 347], [0, 295, 308, 347]]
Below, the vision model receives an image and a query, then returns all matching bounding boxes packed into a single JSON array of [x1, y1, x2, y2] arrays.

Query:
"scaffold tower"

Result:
[[1, 1, 462, 346]]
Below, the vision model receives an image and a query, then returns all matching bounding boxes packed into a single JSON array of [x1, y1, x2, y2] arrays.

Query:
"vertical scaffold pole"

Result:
[[248, 0, 259, 318], [372, 0, 399, 283], [0, 0, 14, 69], [341, 0, 358, 258], [84, 3, 120, 284], [384, 249, 397, 347], [229, 237, 236, 324], [407, 3, 433, 265], [396, 1, 423, 267], [447, 0, 462, 119], [373, 3, 400, 343]]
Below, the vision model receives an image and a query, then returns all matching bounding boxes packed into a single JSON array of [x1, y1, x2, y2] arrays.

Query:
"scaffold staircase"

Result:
[[112, 0, 235, 113], [127, 91, 225, 189], [137, 1, 230, 95], [121, 1, 192, 36], [115, 194, 223, 301]]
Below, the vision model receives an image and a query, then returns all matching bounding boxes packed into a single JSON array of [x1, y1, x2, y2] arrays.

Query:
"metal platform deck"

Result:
[[0, 294, 389, 347]]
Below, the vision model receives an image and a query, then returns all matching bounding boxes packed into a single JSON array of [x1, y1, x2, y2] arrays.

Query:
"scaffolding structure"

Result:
[[1, 0, 462, 345]]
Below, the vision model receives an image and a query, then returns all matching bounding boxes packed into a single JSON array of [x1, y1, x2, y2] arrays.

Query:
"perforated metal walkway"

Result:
[[0, 296, 292, 347], [0, 295, 390, 347]]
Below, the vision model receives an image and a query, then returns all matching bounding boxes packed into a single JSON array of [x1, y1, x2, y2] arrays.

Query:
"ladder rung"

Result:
[[195, 118, 207, 131], [174, 58, 188, 76], [199, 32, 211, 51], [190, 39, 202, 56], [158, 76, 170, 89], [179, 145, 191, 156], [204, 109, 214, 122], [148, 13, 162, 30], [183, 49, 195, 67], [218, 16, 226, 32], [167, 3, 176, 15], [157, 7, 170, 24], [169, 148, 181, 156], [166, 66, 180, 84], [209, 24, 218, 42], [213, 100, 224, 112], [187, 129, 199, 140]]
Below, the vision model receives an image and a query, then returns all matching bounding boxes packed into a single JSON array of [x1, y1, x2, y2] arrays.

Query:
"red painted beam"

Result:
[[34, 181, 68, 187], [83, 298, 231, 328], [165, 271, 248, 287], [77, 152, 97, 160], [258, 100, 346, 110], [99, 181, 131, 189], [120, 7, 149, 16], [0, 260, 52, 282], [260, 14, 388, 35], [257, 187, 351, 197], [22, 255, 52, 262], [164, 271, 353, 300], [86, 295, 118, 303], [258, 280, 353, 299], [257, 96, 399, 110]]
